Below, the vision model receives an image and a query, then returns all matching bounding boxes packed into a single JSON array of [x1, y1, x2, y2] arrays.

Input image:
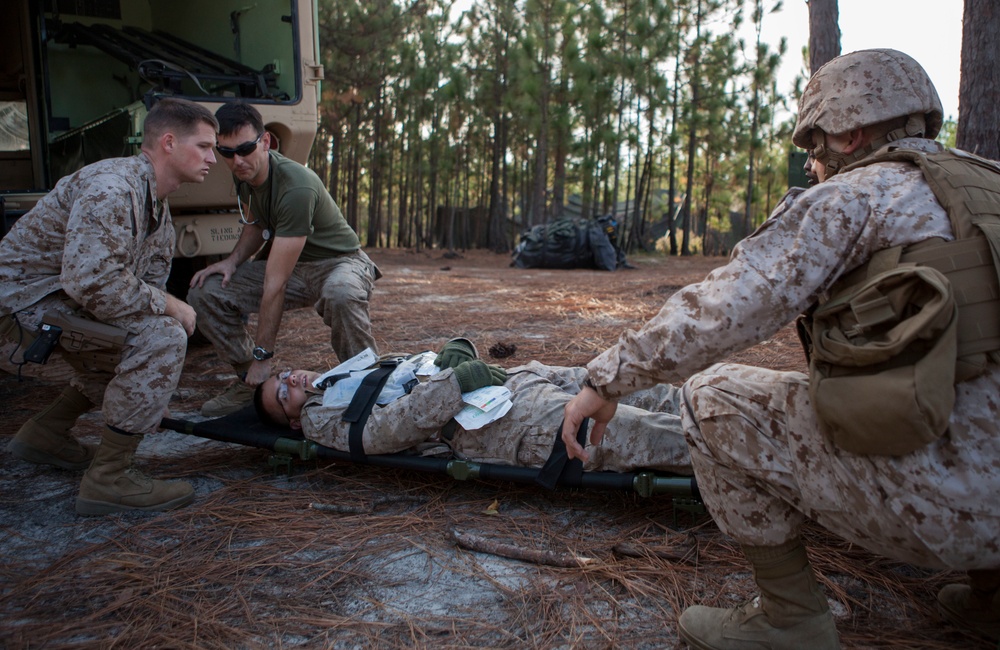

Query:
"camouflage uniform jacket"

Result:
[[0, 154, 172, 329], [299, 361, 691, 474], [587, 137, 1000, 520]]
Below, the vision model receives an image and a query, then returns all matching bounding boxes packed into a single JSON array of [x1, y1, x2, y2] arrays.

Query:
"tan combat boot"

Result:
[[7, 386, 95, 470], [75, 427, 194, 516], [938, 569, 1000, 641], [201, 361, 254, 417], [678, 539, 841, 650]]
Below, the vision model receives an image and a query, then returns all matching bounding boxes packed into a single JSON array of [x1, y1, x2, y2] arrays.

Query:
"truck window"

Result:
[[2, 0, 322, 257], [42, 0, 306, 181], [0, 102, 30, 152]]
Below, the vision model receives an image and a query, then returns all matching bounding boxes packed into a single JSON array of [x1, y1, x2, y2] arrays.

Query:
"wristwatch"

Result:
[[252, 346, 274, 361]]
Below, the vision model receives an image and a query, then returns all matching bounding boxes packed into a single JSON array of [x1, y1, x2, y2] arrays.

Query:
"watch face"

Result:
[[253, 347, 271, 360]]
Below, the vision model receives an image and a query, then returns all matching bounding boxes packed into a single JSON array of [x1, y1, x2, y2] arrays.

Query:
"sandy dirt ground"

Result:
[[0, 248, 988, 649]]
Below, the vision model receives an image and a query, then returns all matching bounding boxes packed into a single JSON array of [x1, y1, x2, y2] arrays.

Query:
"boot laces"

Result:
[[124, 466, 153, 487], [726, 595, 765, 625]]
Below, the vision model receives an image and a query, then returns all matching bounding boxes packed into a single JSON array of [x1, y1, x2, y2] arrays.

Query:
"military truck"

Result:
[[0, 0, 323, 283]]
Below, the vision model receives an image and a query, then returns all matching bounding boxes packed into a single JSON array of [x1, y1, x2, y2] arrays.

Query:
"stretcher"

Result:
[[160, 407, 701, 502]]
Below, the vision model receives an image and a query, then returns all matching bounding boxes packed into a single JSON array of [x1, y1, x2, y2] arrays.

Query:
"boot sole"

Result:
[[7, 439, 93, 471], [676, 621, 719, 650], [677, 606, 842, 650], [75, 491, 195, 516]]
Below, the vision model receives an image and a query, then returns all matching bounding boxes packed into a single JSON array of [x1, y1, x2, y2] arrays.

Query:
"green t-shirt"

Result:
[[237, 151, 359, 262]]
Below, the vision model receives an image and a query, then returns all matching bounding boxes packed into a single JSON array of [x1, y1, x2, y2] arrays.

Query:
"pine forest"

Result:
[[308, 0, 810, 257]]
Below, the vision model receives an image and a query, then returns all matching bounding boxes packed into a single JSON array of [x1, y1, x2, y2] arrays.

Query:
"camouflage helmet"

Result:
[[792, 49, 943, 150]]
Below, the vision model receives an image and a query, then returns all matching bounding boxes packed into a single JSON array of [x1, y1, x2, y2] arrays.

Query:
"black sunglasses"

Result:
[[216, 132, 263, 158]]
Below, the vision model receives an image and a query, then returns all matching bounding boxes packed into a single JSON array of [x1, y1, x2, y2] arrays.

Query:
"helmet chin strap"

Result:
[[811, 114, 928, 179]]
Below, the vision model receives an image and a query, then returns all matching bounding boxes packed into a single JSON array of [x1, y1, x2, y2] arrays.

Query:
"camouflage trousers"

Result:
[[187, 250, 378, 367], [455, 362, 691, 474], [6, 293, 187, 435], [681, 362, 1000, 571]]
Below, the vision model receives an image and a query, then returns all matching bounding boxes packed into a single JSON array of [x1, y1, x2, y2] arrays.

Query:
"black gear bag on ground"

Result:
[[512, 216, 622, 271]]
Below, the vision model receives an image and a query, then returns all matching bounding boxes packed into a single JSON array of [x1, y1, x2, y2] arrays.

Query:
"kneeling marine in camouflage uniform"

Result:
[[0, 98, 218, 515], [562, 49, 1000, 648]]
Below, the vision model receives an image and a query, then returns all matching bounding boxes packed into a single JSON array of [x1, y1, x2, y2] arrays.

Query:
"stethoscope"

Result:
[[235, 175, 274, 241]]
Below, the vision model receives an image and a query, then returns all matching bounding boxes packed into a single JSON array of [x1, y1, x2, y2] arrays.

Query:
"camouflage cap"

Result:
[[793, 49, 943, 149]]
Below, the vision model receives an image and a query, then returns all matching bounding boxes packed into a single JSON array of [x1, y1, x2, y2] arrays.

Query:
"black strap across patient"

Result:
[[342, 361, 400, 462], [535, 417, 590, 490]]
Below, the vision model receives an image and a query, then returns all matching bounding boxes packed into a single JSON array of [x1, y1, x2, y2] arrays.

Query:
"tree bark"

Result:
[[956, 0, 1000, 160], [807, 0, 840, 74], [681, 0, 703, 257], [666, 3, 682, 256]]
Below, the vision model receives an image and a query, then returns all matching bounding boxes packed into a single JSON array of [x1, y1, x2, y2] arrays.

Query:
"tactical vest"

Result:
[[798, 145, 1000, 455], [837, 145, 1000, 382]]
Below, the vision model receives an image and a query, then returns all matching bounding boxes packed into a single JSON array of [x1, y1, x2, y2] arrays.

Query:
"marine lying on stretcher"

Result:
[[251, 339, 692, 485]]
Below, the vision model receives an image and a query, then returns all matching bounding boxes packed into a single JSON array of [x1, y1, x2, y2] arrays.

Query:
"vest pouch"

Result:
[[808, 265, 957, 455]]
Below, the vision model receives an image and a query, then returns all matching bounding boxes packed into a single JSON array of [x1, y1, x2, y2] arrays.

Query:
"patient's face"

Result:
[[261, 369, 321, 428]]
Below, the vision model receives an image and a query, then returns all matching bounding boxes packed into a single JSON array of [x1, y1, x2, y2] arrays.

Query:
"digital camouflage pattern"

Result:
[[187, 250, 379, 365], [0, 155, 188, 435], [0, 156, 172, 323], [300, 360, 692, 474], [587, 137, 1000, 570], [682, 362, 999, 570], [792, 48, 943, 149], [186, 150, 379, 367]]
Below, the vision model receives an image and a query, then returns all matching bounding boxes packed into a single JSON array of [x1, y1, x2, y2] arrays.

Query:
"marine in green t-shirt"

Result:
[[189, 102, 380, 418], [237, 151, 359, 262]]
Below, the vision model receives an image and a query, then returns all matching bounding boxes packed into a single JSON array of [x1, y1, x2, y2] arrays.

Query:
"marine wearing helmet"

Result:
[[793, 48, 944, 179]]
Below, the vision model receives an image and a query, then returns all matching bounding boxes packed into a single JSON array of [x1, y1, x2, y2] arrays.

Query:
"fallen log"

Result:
[[450, 529, 596, 568]]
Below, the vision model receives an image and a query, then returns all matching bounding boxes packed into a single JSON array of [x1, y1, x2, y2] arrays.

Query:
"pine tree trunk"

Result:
[[956, 0, 1000, 160], [807, 0, 840, 74]]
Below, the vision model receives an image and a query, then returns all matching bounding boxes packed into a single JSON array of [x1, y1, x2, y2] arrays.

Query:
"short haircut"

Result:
[[142, 97, 218, 143], [253, 381, 290, 429], [215, 101, 265, 138]]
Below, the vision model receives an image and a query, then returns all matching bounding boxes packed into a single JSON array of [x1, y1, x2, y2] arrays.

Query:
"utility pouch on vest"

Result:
[[802, 263, 957, 456], [43, 310, 127, 373]]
